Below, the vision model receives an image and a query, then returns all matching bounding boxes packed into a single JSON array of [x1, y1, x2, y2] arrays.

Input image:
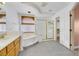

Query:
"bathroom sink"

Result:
[[0, 32, 6, 40], [0, 35, 4, 39]]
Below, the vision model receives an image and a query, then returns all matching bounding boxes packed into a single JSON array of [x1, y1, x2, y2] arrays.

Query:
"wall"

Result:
[[5, 3, 20, 33], [36, 17, 46, 41], [53, 3, 76, 48]]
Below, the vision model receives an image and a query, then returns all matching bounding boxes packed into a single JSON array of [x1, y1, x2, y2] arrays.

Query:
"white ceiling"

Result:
[[22, 2, 71, 15], [0, 2, 73, 16]]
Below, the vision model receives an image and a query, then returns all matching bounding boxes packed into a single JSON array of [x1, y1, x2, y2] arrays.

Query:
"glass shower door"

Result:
[[47, 21, 54, 39]]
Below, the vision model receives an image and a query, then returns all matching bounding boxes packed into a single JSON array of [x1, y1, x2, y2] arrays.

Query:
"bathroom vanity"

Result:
[[0, 33, 20, 56]]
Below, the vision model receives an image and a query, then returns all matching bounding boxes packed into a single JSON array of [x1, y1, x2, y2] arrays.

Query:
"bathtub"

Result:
[[21, 33, 42, 51], [22, 35, 39, 47]]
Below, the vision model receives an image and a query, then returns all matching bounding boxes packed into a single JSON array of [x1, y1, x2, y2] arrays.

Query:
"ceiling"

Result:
[[22, 2, 72, 15], [0, 2, 73, 16]]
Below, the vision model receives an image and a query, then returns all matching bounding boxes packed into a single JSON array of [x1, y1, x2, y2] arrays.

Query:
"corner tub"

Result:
[[21, 33, 39, 48]]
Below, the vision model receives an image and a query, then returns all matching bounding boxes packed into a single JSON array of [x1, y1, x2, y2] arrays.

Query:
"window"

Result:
[[0, 14, 6, 33], [21, 16, 35, 33], [21, 25, 35, 32]]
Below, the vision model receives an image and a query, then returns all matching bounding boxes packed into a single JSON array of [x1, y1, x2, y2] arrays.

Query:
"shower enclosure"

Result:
[[36, 18, 54, 41], [47, 20, 54, 39]]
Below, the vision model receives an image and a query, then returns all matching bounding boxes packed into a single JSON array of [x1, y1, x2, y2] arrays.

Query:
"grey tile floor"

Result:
[[19, 40, 75, 56]]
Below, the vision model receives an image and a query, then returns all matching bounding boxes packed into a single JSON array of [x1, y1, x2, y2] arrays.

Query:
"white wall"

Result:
[[53, 3, 76, 48], [5, 3, 20, 33]]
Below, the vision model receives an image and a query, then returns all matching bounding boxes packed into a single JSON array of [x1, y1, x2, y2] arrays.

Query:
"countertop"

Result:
[[0, 32, 20, 50]]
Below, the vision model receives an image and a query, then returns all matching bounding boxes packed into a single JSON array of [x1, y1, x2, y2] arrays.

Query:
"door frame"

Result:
[[55, 17, 60, 42], [70, 10, 74, 50]]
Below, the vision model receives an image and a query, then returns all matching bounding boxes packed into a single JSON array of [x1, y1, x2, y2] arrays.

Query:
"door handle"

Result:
[[70, 29, 72, 31]]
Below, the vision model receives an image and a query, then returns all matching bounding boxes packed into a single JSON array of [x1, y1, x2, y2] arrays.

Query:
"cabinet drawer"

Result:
[[7, 48, 15, 56], [7, 42, 14, 52], [0, 48, 6, 56]]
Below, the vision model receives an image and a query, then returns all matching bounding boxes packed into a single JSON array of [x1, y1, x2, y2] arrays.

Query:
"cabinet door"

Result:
[[14, 38, 20, 45], [7, 48, 15, 56], [15, 43, 20, 55], [0, 48, 6, 56], [7, 42, 14, 53], [14, 38, 20, 55]]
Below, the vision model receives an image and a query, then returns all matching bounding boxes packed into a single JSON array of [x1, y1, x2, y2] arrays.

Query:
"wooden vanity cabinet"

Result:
[[0, 36, 20, 56], [0, 48, 6, 56], [14, 38, 20, 56], [7, 47, 15, 56], [7, 42, 16, 56]]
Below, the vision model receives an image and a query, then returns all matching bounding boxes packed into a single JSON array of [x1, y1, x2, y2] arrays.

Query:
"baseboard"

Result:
[[39, 39, 54, 42]]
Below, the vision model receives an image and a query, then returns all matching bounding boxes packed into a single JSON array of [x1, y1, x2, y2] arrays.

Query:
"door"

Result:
[[70, 3, 79, 50], [47, 20, 54, 39]]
